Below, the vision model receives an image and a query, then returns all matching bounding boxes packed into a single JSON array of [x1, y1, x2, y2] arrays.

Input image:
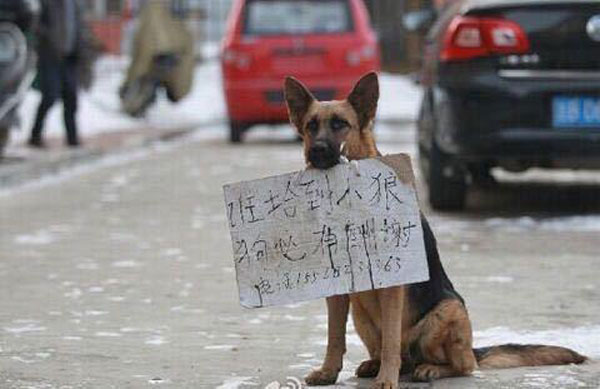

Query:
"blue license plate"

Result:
[[553, 96, 600, 128]]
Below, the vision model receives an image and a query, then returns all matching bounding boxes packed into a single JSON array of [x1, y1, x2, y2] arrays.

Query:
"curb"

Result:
[[0, 125, 199, 190]]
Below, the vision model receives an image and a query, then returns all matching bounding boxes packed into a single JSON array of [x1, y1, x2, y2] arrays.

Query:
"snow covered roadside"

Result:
[[10, 55, 420, 147], [483, 215, 600, 232], [11, 56, 227, 146], [378, 72, 422, 123]]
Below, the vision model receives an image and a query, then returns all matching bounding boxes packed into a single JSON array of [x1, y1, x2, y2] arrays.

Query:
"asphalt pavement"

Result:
[[1, 123, 599, 388]]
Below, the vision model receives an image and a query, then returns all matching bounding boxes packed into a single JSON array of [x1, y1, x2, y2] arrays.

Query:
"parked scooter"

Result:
[[0, 0, 39, 157], [120, 0, 194, 117]]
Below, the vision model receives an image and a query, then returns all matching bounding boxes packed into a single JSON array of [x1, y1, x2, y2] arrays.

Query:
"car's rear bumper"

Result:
[[451, 128, 600, 163], [434, 63, 600, 165], [223, 74, 367, 123]]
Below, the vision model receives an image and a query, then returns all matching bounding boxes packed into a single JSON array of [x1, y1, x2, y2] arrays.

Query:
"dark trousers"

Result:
[[30, 55, 79, 145]]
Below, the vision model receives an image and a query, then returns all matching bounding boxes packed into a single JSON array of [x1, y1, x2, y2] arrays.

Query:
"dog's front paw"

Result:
[[355, 359, 380, 378], [412, 364, 441, 382], [304, 368, 339, 386], [370, 377, 398, 389]]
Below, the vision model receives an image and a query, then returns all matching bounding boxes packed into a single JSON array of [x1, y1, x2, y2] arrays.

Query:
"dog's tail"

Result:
[[474, 344, 587, 369]]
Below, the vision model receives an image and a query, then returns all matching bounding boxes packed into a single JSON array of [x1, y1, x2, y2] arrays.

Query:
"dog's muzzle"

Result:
[[308, 141, 339, 170]]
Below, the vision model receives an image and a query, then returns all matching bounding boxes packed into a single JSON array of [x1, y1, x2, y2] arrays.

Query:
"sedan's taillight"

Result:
[[346, 45, 377, 66], [222, 48, 252, 69], [441, 16, 530, 62]]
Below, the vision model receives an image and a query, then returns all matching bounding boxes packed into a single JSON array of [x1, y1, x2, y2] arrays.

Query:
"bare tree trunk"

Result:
[[364, 0, 430, 72]]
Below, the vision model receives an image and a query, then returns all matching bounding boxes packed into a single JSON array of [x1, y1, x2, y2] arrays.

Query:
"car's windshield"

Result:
[[243, 0, 353, 36]]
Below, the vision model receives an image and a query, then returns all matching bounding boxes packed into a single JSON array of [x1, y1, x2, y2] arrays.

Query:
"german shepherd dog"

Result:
[[284, 73, 587, 388]]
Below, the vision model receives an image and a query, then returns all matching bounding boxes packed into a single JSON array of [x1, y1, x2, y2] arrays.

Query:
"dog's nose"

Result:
[[310, 142, 331, 160], [308, 141, 338, 169], [311, 141, 329, 153]]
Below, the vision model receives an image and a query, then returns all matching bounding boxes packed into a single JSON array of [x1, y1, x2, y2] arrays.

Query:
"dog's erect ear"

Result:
[[284, 77, 316, 133], [347, 72, 379, 130]]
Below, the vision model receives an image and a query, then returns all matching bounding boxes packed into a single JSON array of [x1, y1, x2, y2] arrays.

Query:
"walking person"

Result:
[[28, 0, 83, 148]]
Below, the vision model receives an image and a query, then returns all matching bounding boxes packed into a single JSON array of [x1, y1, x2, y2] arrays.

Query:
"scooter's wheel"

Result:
[[121, 78, 157, 117]]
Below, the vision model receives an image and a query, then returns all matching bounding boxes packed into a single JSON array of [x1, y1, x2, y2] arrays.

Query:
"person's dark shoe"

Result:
[[27, 137, 46, 149], [66, 139, 82, 148]]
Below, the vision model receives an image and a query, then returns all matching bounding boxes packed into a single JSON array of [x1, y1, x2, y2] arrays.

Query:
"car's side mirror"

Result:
[[403, 9, 436, 32]]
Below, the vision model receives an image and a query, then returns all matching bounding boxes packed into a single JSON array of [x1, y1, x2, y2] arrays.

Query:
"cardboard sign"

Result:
[[223, 154, 429, 308]]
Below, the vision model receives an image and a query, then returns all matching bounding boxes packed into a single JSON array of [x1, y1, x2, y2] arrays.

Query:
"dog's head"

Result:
[[284, 72, 379, 169]]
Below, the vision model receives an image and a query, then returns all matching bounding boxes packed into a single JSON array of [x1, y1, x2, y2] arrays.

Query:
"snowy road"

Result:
[[1, 122, 600, 388]]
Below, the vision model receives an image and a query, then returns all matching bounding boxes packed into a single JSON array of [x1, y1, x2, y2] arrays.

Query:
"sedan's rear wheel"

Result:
[[425, 141, 467, 211], [229, 121, 248, 143], [470, 163, 496, 187]]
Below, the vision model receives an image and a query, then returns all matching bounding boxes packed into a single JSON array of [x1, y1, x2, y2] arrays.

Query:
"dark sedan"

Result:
[[408, 0, 600, 210]]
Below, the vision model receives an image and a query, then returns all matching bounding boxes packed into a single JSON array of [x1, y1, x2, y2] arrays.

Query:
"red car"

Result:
[[221, 0, 380, 142]]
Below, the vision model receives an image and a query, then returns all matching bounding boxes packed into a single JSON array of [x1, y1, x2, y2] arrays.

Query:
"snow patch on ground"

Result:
[[0, 146, 152, 197], [14, 229, 58, 245], [63, 288, 82, 299], [484, 276, 514, 283], [485, 215, 600, 232], [495, 168, 600, 185], [432, 213, 600, 234], [0, 127, 219, 197], [520, 372, 589, 388], [87, 286, 104, 293], [204, 344, 237, 351], [283, 314, 306, 322], [84, 310, 108, 317], [11, 356, 36, 364], [145, 336, 168, 346], [111, 260, 142, 268], [76, 261, 100, 270], [95, 331, 122, 338], [62, 336, 82, 341], [4, 323, 47, 334], [216, 376, 259, 389], [474, 325, 600, 358]]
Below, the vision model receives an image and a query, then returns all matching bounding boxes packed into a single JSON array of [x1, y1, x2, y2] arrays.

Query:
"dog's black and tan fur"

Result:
[[284, 73, 586, 388]]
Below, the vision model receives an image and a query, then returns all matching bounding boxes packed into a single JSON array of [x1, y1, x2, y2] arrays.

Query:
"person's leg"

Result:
[[62, 56, 80, 146], [29, 60, 60, 147]]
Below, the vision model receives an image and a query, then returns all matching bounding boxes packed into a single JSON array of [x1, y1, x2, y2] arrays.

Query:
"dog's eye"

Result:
[[330, 118, 348, 131], [306, 119, 319, 134]]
